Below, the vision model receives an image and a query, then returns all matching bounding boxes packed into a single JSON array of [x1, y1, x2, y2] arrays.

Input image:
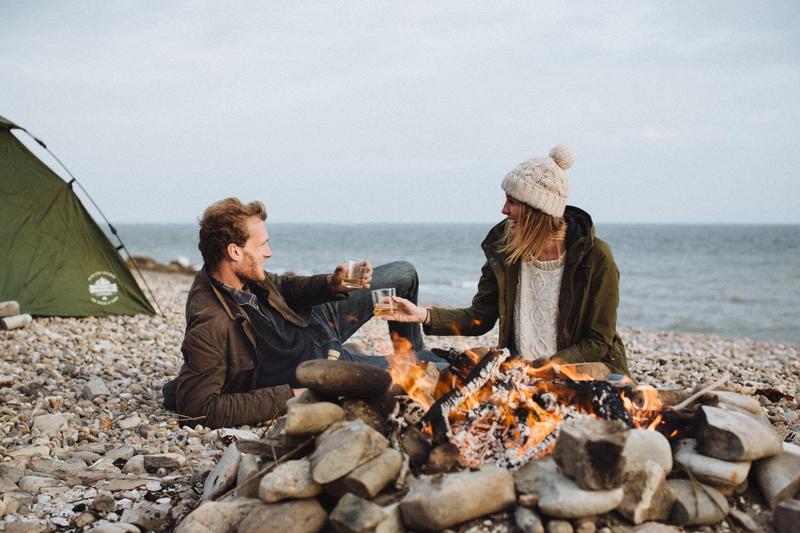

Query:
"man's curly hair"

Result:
[[198, 197, 266, 268]]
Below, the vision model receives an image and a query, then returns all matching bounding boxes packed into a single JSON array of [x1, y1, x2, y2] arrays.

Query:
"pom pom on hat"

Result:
[[549, 144, 574, 170]]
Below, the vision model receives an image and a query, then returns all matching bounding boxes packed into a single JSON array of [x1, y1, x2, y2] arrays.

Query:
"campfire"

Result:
[[175, 346, 797, 533], [388, 343, 665, 469]]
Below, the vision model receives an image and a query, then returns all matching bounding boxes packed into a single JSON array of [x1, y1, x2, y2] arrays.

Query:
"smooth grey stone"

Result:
[[29, 457, 104, 482], [668, 479, 729, 526], [630, 524, 682, 532], [310, 420, 388, 484], [774, 499, 800, 533], [0, 474, 20, 493], [674, 438, 751, 488], [17, 475, 58, 493], [119, 501, 172, 531], [0, 300, 20, 318], [755, 441, 800, 508], [623, 429, 672, 474], [258, 458, 321, 503], [92, 490, 116, 513], [143, 452, 186, 472], [400, 466, 516, 530], [330, 492, 387, 533], [104, 445, 135, 462], [285, 401, 345, 436], [116, 415, 142, 430], [72, 451, 103, 465], [235, 439, 280, 457], [697, 405, 782, 461], [235, 453, 261, 498], [728, 507, 759, 531], [122, 455, 146, 474], [31, 414, 66, 433], [375, 502, 404, 533], [238, 499, 327, 533], [86, 523, 141, 533], [514, 506, 544, 533], [514, 458, 624, 519], [201, 443, 241, 502], [296, 359, 392, 398], [552, 418, 629, 490], [327, 447, 402, 499], [0, 464, 25, 483], [82, 377, 111, 399], [285, 388, 326, 406], [617, 460, 675, 525], [1, 491, 33, 514], [704, 391, 762, 414], [174, 498, 262, 533], [546, 520, 573, 533]]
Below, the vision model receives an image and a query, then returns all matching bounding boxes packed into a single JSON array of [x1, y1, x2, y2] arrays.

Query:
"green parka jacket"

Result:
[[426, 206, 630, 376]]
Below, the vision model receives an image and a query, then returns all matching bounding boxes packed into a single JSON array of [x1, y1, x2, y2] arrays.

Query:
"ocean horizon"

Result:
[[109, 222, 800, 345]]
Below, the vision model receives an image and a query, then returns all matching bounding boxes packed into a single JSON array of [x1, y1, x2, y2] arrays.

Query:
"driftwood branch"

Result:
[[672, 373, 730, 411]]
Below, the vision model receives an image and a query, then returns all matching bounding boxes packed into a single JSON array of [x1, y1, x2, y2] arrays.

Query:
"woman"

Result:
[[384, 145, 630, 376]]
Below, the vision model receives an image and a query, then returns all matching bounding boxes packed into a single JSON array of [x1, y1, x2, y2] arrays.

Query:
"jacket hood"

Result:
[[482, 205, 596, 260]]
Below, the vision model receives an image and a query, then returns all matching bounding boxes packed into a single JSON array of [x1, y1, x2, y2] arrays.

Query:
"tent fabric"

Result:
[[0, 115, 20, 130], [0, 117, 155, 316]]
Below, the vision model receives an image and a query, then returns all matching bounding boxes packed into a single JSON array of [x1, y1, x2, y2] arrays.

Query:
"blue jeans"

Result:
[[309, 261, 447, 369]]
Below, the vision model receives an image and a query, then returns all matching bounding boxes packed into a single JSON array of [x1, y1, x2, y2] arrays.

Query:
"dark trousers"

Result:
[[309, 261, 446, 369]]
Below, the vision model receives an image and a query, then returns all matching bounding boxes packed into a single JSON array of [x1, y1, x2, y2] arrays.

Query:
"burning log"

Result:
[[424, 348, 511, 444]]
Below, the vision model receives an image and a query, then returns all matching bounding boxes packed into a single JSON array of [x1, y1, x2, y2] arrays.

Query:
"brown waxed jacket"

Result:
[[172, 268, 344, 428], [426, 206, 630, 376]]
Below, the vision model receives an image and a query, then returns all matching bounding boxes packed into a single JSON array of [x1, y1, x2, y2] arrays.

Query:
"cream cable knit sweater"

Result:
[[514, 253, 565, 360]]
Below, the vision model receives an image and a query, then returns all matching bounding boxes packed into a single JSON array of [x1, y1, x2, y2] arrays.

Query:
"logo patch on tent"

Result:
[[88, 271, 120, 305]]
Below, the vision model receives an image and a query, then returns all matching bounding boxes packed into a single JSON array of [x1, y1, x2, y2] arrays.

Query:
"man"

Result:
[[163, 197, 442, 428]]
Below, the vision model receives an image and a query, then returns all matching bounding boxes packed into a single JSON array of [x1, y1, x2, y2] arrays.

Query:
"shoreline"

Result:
[[0, 270, 798, 530]]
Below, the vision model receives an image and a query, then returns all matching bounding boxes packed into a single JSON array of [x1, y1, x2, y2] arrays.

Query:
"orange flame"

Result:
[[621, 386, 664, 430], [387, 333, 436, 409]]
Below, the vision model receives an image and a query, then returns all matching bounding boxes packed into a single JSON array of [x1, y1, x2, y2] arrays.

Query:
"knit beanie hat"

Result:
[[500, 144, 574, 217]]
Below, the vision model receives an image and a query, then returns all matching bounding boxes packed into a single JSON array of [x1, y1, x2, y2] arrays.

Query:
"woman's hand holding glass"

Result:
[[377, 296, 430, 325]]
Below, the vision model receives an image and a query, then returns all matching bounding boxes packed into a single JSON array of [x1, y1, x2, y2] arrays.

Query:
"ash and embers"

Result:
[[442, 358, 621, 469], [391, 346, 662, 470]]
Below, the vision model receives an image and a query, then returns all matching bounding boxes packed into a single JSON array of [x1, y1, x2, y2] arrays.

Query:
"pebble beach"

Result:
[[1, 270, 798, 531]]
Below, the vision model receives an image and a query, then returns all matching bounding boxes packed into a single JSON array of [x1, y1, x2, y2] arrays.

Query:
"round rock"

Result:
[[295, 360, 391, 398]]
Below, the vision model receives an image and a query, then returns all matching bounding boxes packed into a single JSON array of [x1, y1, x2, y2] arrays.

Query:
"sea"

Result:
[[111, 223, 800, 344]]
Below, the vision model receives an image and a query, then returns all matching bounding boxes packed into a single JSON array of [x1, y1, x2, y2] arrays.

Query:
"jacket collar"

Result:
[[196, 268, 240, 321]]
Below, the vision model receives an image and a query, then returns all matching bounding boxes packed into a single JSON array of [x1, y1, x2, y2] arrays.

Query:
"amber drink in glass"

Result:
[[371, 288, 397, 316]]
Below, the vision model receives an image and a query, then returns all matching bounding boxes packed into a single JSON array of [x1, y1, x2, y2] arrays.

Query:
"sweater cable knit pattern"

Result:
[[514, 253, 565, 360]]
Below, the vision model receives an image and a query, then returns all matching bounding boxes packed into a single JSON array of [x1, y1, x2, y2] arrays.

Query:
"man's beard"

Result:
[[237, 252, 265, 284]]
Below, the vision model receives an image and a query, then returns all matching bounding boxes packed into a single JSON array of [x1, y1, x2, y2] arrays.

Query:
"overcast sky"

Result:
[[2, 1, 799, 224]]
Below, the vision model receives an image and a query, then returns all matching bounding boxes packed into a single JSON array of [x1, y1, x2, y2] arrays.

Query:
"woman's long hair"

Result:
[[499, 202, 567, 265]]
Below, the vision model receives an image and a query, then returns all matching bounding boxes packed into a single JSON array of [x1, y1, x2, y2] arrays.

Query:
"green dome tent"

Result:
[[0, 115, 156, 316]]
